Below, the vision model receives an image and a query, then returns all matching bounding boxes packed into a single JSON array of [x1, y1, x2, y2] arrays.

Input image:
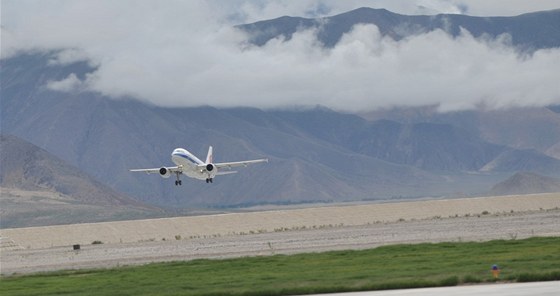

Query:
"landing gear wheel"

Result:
[[175, 172, 182, 186]]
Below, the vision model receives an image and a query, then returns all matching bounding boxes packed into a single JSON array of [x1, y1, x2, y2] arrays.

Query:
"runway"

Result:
[[305, 281, 560, 296]]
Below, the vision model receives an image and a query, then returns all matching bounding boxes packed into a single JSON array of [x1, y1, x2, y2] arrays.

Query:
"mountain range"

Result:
[[239, 7, 560, 51], [2, 8, 559, 209]]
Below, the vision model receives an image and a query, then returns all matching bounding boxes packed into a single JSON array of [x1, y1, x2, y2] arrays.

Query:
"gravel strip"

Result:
[[2, 210, 558, 275]]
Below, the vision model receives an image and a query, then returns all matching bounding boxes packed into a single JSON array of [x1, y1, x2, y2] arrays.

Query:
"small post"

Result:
[[491, 264, 500, 279]]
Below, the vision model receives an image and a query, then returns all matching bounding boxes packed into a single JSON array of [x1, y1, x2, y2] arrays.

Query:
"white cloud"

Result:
[[447, 0, 560, 16], [2, 0, 560, 112], [47, 48, 91, 65], [46, 73, 84, 92]]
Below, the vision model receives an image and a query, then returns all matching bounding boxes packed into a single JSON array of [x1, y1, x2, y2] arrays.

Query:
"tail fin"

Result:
[[205, 146, 213, 164]]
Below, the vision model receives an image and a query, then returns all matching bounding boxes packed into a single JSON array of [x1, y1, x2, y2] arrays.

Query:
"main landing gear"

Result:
[[175, 172, 182, 186], [205, 178, 213, 183]]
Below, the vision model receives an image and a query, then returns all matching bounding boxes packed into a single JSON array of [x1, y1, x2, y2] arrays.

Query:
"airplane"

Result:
[[130, 146, 268, 185]]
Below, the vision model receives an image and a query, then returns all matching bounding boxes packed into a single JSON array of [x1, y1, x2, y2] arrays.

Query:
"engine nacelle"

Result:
[[206, 163, 215, 172], [159, 167, 172, 178]]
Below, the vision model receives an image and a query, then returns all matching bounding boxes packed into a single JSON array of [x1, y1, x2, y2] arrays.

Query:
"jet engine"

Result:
[[206, 164, 215, 172], [159, 167, 172, 178]]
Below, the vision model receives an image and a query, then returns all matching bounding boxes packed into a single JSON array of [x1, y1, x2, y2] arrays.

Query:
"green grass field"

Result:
[[1, 237, 559, 296]]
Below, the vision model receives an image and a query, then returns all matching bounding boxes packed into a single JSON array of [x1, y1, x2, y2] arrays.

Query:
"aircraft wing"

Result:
[[129, 166, 181, 174], [216, 170, 238, 176], [214, 159, 268, 170]]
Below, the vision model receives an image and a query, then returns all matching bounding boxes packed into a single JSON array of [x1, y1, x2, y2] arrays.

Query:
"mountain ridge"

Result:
[[238, 7, 560, 50], [2, 53, 559, 207]]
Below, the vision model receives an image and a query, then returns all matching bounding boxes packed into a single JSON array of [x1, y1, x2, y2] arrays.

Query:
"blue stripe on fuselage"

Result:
[[173, 152, 202, 165]]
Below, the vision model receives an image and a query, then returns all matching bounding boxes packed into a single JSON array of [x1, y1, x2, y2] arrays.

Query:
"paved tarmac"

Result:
[[305, 281, 560, 296]]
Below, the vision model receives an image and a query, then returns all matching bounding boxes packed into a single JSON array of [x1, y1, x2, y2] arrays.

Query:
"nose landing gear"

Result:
[[205, 178, 213, 183]]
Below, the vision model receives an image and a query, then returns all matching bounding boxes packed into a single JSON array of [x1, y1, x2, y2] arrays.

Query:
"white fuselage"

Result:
[[171, 148, 214, 180]]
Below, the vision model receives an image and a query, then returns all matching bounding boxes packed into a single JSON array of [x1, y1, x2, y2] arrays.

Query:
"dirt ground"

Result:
[[1, 193, 559, 275]]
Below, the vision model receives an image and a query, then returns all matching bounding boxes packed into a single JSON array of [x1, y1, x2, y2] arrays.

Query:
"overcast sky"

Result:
[[2, 0, 560, 112]]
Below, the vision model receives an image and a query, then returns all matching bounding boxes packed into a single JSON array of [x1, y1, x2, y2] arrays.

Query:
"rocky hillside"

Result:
[[0, 135, 164, 228], [3, 53, 560, 207], [1, 135, 147, 206], [490, 172, 560, 195]]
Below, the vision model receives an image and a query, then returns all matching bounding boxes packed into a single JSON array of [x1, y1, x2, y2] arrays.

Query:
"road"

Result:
[[304, 281, 560, 296]]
